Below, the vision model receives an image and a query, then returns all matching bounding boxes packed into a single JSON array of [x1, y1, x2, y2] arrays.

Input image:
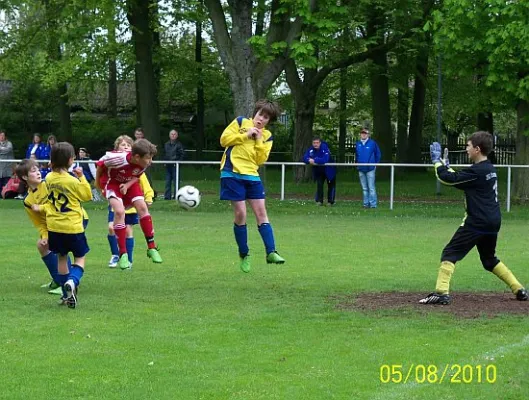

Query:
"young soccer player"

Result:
[[96, 138, 162, 269], [220, 99, 285, 273], [420, 131, 528, 305], [106, 136, 155, 269], [16, 159, 64, 295], [33, 142, 92, 308]]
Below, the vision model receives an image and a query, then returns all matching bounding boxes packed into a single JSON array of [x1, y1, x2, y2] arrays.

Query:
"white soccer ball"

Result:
[[176, 185, 201, 210]]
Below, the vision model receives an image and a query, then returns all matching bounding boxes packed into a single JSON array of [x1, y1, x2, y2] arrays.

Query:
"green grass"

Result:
[[1, 193, 529, 400]]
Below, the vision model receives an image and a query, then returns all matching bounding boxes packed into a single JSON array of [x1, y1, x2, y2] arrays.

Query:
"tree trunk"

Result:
[[57, 83, 72, 142], [477, 111, 495, 163], [292, 91, 317, 182], [407, 45, 429, 164], [127, 0, 161, 147], [369, 48, 393, 176], [195, 15, 205, 160], [338, 67, 347, 163], [396, 73, 409, 163], [108, 18, 118, 118], [513, 100, 529, 201]]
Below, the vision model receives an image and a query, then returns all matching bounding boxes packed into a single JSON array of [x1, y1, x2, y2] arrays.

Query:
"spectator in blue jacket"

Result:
[[25, 133, 47, 160], [356, 128, 381, 208], [303, 137, 337, 206]]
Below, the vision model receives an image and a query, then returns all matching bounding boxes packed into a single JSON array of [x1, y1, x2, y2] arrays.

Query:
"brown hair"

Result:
[[252, 99, 281, 123], [114, 135, 134, 150], [468, 131, 493, 156], [132, 138, 157, 157], [51, 142, 75, 170], [47, 134, 57, 145], [15, 159, 39, 182]]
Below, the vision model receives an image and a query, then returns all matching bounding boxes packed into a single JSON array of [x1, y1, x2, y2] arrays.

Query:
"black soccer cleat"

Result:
[[516, 288, 528, 301], [419, 292, 451, 305]]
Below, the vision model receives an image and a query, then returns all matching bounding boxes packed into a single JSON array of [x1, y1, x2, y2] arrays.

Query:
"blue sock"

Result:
[[108, 234, 119, 256], [57, 273, 69, 297], [42, 252, 59, 283], [233, 224, 249, 257], [68, 264, 84, 287], [258, 223, 276, 255], [126, 237, 134, 263]]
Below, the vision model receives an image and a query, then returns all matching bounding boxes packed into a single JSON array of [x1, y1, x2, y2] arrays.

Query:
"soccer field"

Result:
[[1, 197, 528, 399]]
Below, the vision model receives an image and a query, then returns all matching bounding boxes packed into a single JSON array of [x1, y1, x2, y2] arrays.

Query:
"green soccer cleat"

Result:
[[239, 255, 251, 273], [266, 251, 285, 264], [118, 254, 130, 270], [48, 286, 64, 295], [147, 248, 163, 264], [41, 280, 60, 290]]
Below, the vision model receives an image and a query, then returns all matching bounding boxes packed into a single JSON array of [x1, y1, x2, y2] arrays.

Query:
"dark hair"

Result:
[[135, 127, 144, 133], [33, 133, 42, 142], [15, 159, 39, 182], [468, 131, 493, 156], [51, 142, 75, 170], [47, 134, 57, 145], [253, 99, 281, 123], [132, 138, 157, 157], [312, 136, 321, 142]]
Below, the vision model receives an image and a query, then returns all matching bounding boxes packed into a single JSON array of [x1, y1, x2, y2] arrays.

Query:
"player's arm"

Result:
[[23, 203, 48, 239], [139, 173, 154, 205], [254, 135, 273, 166], [435, 163, 478, 189], [71, 169, 93, 201], [220, 119, 248, 147], [120, 176, 139, 195]]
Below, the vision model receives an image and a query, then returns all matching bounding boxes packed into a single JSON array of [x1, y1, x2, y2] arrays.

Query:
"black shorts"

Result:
[[441, 225, 499, 270], [48, 231, 90, 258]]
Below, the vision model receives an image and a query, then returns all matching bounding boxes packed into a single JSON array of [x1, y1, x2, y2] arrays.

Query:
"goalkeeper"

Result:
[[420, 131, 527, 305]]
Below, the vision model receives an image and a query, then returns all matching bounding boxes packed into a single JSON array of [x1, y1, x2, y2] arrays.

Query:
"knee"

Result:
[[234, 210, 246, 224], [481, 257, 499, 272]]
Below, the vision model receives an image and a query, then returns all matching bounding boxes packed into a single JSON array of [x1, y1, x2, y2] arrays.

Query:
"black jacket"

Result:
[[164, 141, 185, 161]]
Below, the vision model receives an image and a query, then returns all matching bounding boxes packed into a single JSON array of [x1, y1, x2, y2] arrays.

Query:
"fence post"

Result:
[[507, 166, 511, 212], [390, 165, 395, 210], [175, 162, 180, 194], [281, 163, 285, 201]]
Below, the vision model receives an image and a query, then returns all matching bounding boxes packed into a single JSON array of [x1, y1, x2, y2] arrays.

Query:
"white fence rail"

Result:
[[3, 159, 528, 212]]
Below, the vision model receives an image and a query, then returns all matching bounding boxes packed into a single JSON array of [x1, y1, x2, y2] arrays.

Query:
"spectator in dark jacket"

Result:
[[355, 128, 381, 208], [164, 129, 185, 200], [303, 137, 337, 206], [0, 130, 14, 195], [25, 133, 47, 160]]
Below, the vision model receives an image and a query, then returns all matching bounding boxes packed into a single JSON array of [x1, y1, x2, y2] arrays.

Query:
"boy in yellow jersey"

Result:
[[15, 159, 65, 295], [106, 136, 155, 269], [32, 142, 92, 308], [220, 99, 285, 273]]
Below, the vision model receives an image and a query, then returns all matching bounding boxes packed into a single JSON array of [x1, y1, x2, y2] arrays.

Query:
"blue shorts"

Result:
[[220, 178, 265, 201], [48, 231, 90, 258], [107, 208, 139, 225]]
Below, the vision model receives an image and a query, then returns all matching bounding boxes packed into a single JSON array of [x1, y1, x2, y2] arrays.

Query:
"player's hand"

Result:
[[247, 129, 256, 139], [73, 167, 83, 178], [442, 147, 450, 168], [430, 142, 442, 164], [119, 183, 128, 195], [253, 128, 263, 140], [38, 238, 48, 247], [146, 202, 153, 207], [31, 204, 41, 212]]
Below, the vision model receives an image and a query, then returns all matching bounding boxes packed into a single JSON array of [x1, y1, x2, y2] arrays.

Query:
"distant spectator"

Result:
[[164, 129, 185, 200], [134, 127, 145, 140], [41, 134, 57, 160], [302, 137, 337, 206], [355, 128, 381, 208], [72, 147, 102, 201], [0, 130, 14, 195], [25, 133, 47, 160]]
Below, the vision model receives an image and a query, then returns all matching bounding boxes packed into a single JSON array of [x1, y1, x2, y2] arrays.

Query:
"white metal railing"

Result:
[[3, 159, 529, 212]]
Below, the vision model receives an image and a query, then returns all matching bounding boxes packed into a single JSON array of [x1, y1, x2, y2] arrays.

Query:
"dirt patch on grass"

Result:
[[332, 292, 529, 318]]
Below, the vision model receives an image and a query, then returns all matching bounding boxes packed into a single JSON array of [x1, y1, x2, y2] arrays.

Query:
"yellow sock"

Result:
[[492, 262, 523, 293], [435, 261, 455, 295]]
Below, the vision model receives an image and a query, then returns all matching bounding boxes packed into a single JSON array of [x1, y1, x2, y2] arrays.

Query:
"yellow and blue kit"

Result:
[[23, 182, 50, 239], [220, 117, 273, 181]]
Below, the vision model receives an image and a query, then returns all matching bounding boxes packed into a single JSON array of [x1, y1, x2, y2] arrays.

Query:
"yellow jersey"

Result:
[[125, 173, 154, 214], [23, 182, 49, 239], [43, 171, 92, 234], [220, 117, 273, 179]]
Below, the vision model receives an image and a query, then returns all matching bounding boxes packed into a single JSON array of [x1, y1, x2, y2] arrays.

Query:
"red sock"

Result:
[[114, 223, 127, 255], [139, 214, 157, 249]]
